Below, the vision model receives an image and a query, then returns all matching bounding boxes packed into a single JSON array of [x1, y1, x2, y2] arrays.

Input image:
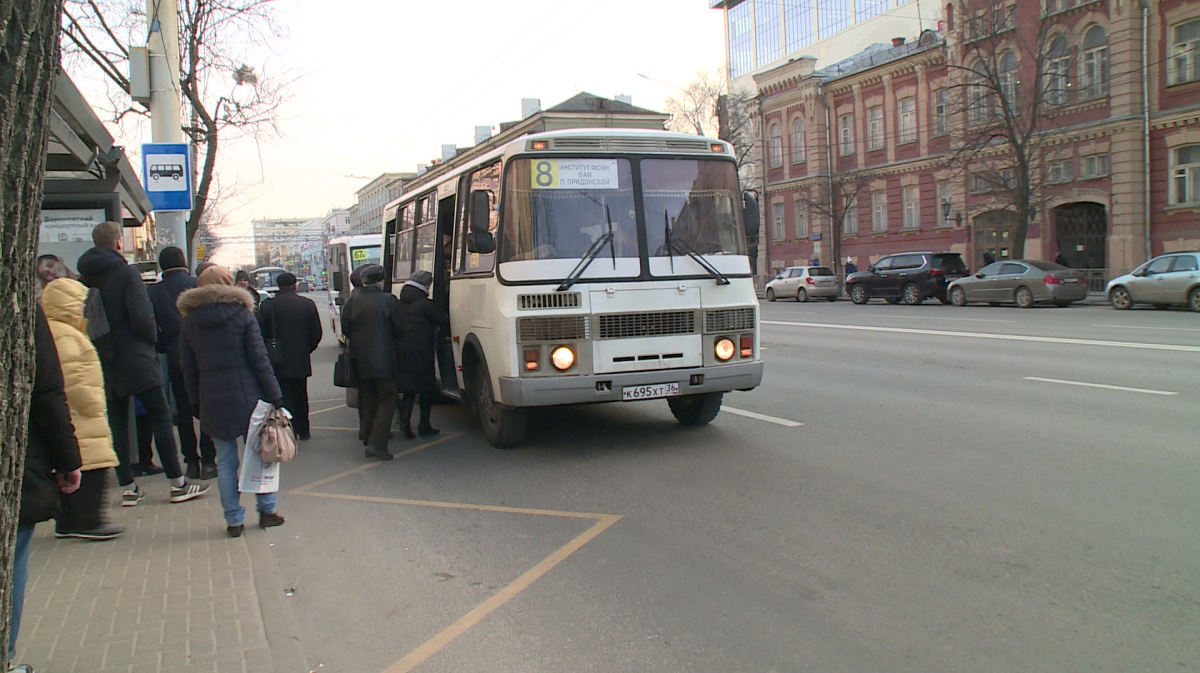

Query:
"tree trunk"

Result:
[[0, 1, 63, 667]]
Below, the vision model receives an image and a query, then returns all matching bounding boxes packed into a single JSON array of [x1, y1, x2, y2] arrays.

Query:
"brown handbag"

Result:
[[259, 406, 297, 463]]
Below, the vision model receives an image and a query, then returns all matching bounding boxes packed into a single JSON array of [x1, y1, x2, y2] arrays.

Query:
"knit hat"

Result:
[[159, 246, 187, 270], [198, 265, 234, 286], [359, 264, 385, 285], [407, 269, 433, 291], [277, 272, 297, 287]]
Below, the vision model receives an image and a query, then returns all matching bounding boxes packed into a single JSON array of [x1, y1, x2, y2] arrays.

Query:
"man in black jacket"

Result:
[[77, 222, 209, 506], [11, 307, 83, 665], [148, 246, 218, 480], [341, 264, 404, 460], [258, 272, 323, 439]]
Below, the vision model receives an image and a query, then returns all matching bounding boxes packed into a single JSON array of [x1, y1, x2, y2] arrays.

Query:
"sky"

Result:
[[196, 0, 727, 263]]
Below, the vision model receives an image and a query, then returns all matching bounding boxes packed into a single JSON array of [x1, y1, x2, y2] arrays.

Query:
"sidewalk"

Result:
[[17, 478, 304, 673]]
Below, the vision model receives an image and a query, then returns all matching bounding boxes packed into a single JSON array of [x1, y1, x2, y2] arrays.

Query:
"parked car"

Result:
[[844, 252, 968, 305], [948, 260, 1087, 308], [1106, 251, 1200, 312], [765, 266, 840, 302]]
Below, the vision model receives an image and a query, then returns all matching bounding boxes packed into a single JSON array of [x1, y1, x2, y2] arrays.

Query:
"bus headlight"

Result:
[[714, 338, 736, 362], [550, 345, 575, 371]]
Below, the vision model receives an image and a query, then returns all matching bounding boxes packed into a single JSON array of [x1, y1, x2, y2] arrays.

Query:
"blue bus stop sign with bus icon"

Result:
[[142, 143, 194, 212]]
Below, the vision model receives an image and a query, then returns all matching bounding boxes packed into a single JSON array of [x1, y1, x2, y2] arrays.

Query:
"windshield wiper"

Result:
[[663, 210, 674, 273], [669, 235, 730, 285], [556, 232, 614, 292]]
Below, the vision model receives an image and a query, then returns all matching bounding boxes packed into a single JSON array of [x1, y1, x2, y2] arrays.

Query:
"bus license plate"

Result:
[[622, 382, 680, 401]]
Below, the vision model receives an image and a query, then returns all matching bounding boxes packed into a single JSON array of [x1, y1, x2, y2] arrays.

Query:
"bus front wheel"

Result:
[[668, 392, 723, 426], [473, 363, 527, 449]]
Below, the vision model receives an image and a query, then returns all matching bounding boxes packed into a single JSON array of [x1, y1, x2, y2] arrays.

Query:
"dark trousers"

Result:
[[279, 377, 310, 437], [57, 468, 110, 532], [135, 413, 155, 466], [167, 365, 215, 466], [109, 386, 183, 486], [358, 378, 396, 450], [398, 393, 433, 432]]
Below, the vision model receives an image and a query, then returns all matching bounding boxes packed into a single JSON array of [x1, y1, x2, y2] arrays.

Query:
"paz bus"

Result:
[[326, 234, 382, 342], [381, 128, 763, 448]]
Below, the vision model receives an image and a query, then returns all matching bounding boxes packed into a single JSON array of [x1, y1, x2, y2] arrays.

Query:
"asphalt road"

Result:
[[270, 293, 1198, 673]]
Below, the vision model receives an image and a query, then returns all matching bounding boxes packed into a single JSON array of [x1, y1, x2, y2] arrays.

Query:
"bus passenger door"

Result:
[[434, 194, 460, 398]]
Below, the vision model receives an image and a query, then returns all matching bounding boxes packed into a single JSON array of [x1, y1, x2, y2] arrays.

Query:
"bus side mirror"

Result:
[[470, 190, 491, 234], [467, 232, 495, 254], [332, 271, 343, 291], [742, 192, 760, 240]]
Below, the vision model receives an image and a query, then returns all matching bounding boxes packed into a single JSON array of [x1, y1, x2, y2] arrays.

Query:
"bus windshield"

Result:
[[349, 245, 381, 269], [500, 157, 744, 267]]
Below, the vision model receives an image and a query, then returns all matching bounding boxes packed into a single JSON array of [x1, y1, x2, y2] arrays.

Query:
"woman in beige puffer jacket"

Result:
[[40, 278, 122, 539]]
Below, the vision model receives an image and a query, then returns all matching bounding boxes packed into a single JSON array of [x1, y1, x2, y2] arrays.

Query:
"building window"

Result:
[[755, 0, 783, 66], [1081, 25, 1109, 100], [968, 61, 993, 124], [791, 117, 806, 164], [933, 89, 949, 136], [1171, 20, 1200, 85], [1047, 159, 1074, 184], [898, 97, 917, 144], [1047, 36, 1071, 106], [795, 202, 808, 238], [769, 123, 783, 168], [999, 52, 1018, 108], [867, 106, 884, 150], [843, 196, 858, 235], [937, 181, 952, 227], [902, 185, 920, 229], [818, 0, 852, 39], [772, 202, 786, 241], [856, 0, 890, 22], [839, 113, 854, 156], [784, 0, 815, 51], [971, 172, 991, 193], [1080, 153, 1108, 179], [871, 191, 888, 232], [728, 3, 754, 78], [1000, 168, 1015, 189]]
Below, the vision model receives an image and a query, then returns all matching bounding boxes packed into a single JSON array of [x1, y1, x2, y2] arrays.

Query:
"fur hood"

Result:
[[177, 283, 253, 317]]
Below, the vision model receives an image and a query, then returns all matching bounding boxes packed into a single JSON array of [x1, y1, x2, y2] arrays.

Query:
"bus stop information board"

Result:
[[142, 142, 194, 212]]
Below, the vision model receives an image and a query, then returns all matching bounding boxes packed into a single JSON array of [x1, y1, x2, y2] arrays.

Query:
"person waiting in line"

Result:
[[341, 263, 404, 460], [40, 278, 123, 541], [395, 270, 445, 438], [76, 221, 209, 506], [178, 265, 286, 537], [257, 272, 323, 440], [235, 269, 261, 311]]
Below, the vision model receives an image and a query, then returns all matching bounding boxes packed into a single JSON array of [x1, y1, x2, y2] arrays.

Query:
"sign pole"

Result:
[[147, 0, 187, 257]]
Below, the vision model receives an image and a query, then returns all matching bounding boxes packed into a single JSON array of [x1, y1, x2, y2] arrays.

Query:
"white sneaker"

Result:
[[121, 486, 145, 507], [169, 480, 210, 503]]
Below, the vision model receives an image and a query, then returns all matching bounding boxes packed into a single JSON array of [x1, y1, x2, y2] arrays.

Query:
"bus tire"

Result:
[[473, 362, 526, 449], [668, 392, 723, 426]]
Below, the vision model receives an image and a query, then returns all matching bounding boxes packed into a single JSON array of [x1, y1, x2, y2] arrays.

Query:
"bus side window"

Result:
[[394, 202, 416, 281], [457, 161, 499, 275]]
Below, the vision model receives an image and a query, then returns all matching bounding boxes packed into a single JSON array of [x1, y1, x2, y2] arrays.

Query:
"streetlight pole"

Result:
[[147, 0, 187, 255]]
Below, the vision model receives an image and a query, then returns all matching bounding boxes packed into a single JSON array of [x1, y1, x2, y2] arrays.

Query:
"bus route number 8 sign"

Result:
[[531, 159, 618, 190]]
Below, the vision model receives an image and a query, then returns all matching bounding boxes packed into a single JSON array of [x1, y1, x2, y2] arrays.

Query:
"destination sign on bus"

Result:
[[531, 159, 618, 190]]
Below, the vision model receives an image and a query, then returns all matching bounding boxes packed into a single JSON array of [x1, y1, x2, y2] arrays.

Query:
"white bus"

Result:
[[326, 234, 382, 342], [382, 128, 763, 448], [251, 266, 288, 298]]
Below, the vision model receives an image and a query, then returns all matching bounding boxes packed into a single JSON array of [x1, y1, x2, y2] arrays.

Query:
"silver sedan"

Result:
[[1106, 251, 1200, 311], [948, 260, 1088, 308]]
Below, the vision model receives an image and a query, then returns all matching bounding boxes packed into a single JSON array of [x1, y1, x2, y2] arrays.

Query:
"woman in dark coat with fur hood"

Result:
[[178, 265, 286, 538]]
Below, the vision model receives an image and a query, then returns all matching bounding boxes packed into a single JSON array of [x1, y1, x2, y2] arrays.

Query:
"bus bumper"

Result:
[[497, 361, 764, 408]]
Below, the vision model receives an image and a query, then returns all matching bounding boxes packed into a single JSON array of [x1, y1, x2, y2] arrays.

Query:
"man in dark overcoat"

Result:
[[341, 264, 404, 460], [257, 272, 323, 439]]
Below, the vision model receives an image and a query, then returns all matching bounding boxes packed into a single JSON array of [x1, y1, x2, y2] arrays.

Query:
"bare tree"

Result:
[[0, 1, 65, 667], [800, 170, 873, 276], [60, 0, 289, 253], [662, 68, 759, 183]]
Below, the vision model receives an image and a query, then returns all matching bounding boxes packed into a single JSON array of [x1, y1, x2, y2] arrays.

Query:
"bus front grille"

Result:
[[519, 292, 581, 310], [598, 311, 695, 339], [518, 316, 588, 342], [704, 307, 756, 333]]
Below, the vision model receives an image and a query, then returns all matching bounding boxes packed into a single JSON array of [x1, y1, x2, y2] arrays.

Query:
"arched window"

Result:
[[1172, 145, 1200, 205], [968, 61, 993, 124], [999, 52, 1018, 109], [1081, 25, 1108, 99], [1171, 19, 1200, 85], [769, 123, 783, 168], [1047, 36, 1071, 106], [790, 117, 806, 164]]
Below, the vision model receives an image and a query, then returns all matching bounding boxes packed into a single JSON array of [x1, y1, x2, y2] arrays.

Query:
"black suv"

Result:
[[845, 252, 968, 305]]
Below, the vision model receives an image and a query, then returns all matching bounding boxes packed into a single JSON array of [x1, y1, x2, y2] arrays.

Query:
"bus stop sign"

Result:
[[141, 142, 194, 212]]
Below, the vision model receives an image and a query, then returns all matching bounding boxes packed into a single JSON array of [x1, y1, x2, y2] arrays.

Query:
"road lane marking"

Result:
[[308, 404, 347, 416], [309, 426, 358, 431], [722, 406, 803, 427], [854, 313, 1015, 323], [1091, 324, 1200, 332], [762, 320, 1200, 352], [1024, 376, 1178, 396]]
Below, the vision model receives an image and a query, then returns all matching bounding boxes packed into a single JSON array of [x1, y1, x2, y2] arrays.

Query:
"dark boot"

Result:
[[417, 394, 439, 436], [398, 394, 416, 439]]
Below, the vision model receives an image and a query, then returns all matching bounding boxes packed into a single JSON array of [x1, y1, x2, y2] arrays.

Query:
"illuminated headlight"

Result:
[[714, 338, 736, 362], [550, 345, 575, 371]]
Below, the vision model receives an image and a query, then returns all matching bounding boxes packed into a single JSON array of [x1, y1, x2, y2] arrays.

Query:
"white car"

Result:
[[1106, 251, 1200, 311], [765, 266, 840, 302]]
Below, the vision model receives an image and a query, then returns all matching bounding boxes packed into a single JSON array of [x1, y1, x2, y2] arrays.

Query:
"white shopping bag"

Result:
[[238, 400, 280, 494]]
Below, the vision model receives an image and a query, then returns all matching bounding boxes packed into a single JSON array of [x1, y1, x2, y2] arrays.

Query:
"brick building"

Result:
[[750, 0, 1200, 281]]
